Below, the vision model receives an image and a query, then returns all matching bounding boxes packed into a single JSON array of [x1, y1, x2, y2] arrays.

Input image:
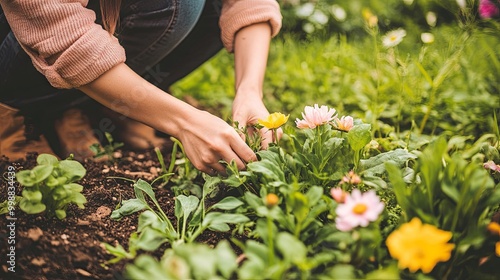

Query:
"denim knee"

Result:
[[119, 0, 206, 76]]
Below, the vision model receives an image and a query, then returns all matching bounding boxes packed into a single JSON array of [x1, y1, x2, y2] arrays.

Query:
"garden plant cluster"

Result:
[[4, 0, 500, 279]]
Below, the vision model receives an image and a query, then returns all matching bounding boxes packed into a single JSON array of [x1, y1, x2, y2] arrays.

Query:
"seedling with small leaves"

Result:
[[16, 154, 87, 219]]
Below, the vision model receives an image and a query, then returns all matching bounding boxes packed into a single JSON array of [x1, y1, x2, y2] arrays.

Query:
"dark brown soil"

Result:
[[0, 149, 226, 280]]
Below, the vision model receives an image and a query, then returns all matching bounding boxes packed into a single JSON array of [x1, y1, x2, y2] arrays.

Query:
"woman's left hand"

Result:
[[231, 90, 282, 150]]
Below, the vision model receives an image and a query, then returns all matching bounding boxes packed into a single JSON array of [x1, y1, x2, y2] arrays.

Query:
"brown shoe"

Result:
[[0, 103, 56, 160], [101, 108, 170, 151], [54, 108, 102, 162]]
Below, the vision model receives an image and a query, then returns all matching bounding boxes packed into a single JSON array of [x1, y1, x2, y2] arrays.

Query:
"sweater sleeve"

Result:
[[0, 0, 126, 89], [220, 0, 282, 52]]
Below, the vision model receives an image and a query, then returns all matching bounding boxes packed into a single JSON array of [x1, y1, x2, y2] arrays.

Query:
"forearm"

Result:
[[233, 22, 272, 98], [77, 63, 195, 138]]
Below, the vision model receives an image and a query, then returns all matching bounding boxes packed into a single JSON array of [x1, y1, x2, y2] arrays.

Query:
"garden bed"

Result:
[[0, 150, 202, 279]]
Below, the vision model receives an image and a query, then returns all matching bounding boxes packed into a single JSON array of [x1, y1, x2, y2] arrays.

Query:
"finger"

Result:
[[229, 137, 257, 165], [260, 128, 273, 149], [211, 162, 227, 176]]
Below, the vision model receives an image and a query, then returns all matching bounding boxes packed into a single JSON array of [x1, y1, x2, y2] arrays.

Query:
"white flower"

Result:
[[382, 28, 407, 48], [421, 32, 435, 44], [426, 11, 437, 27], [310, 10, 329, 25], [456, 0, 466, 9], [296, 3, 315, 18], [331, 5, 346, 21], [303, 22, 315, 34]]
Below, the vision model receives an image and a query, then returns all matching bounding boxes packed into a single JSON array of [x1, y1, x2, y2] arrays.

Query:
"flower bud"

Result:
[[265, 193, 279, 208]]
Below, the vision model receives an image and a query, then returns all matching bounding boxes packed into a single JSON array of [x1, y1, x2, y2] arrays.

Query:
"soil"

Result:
[[0, 149, 229, 280]]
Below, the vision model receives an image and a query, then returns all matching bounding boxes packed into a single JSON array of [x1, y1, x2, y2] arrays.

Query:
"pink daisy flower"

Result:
[[335, 189, 384, 231], [334, 116, 354, 132], [295, 104, 337, 129]]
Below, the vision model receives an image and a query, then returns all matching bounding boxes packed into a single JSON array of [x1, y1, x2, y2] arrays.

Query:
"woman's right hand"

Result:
[[175, 108, 257, 175], [79, 63, 256, 175]]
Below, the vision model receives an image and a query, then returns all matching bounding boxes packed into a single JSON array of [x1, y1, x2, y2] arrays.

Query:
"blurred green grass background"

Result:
[[171, 0, 500, 143]]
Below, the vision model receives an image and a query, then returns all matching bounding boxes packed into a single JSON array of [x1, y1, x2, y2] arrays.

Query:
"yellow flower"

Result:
[[496, 242, 500, 257], [487, 222, 500, 236], [258, 113, 289, 129], [386, 218, 455, 274]]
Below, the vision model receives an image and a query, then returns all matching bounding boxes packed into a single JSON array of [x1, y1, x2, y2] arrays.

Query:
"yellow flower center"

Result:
[[390, 35, 397, 42], [353, 203, 367, 214]]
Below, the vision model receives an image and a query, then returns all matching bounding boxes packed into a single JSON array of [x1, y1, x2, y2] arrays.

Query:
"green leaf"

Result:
[[138, 210, 164, 232], [327, 264, 357, 279], [289, 192, 309, 223], [125, 255, 168, 279], [276, 232, 307, 264], [55, 209, 66, 219], [102, 241, 135, 264], [248, 158, 285, 183], [19, 199, 46, 214], [16, 165, 53, 186], [136, 227, 168, 251], [134, 179, 158, 204], [71, 193, 87, 208], [210, 196, 243, 210], [360, 149, 417, 176], [111, 198, 146, 220], [37, 154, 59, 165], [21, 189, 43, 202], [347, 124, 371, 152], [202, 213, 250, 229], [385, 162, 410, 211], [215, 240, 237, 279], [176, 195, 199, 219], [208, 223, 230, 232], [58, 159, 86, 182]]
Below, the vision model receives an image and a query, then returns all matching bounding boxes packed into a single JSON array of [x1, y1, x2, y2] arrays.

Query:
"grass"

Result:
[[171, 20, 500, 143]]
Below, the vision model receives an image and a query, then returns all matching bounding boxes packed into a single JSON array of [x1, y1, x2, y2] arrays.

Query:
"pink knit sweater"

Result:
[[0, 0, 282, 89]]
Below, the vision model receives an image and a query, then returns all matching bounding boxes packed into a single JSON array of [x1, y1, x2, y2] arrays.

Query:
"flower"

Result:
[[334, 116, 354, 132], [295, 104, 336, 129], [479, 0, 500, 19], [340, 170, 362, 185], [421, 32, 435, 44], [426, 11, 437, 27], [258, 112, 289, 129], [265, 193, 279, 208], [330, 187, 347, 203], [362, 8, 378, 28], [483, 160, 500, 172], [382, 28, 406, 48], [386, 218, 455, 273], [487, 222, 500, 235], [496, 242, 500, 257], [335, 189, 384, 231]]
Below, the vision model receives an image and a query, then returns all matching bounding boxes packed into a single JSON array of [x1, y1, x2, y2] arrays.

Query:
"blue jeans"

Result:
[[0, 0, 223, 113]]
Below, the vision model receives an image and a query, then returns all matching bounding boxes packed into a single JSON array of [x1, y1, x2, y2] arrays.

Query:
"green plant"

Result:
[[15, 154, 87, 219], [89, 132, 123, 161], [103, 177, 249, 263], [386, 136, 500, 279]]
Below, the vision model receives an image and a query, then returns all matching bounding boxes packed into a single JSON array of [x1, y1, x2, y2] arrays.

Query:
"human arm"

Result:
[[232, 22, 277, 148], [219, 0, 283, 148], [78, 63, 257, 174]]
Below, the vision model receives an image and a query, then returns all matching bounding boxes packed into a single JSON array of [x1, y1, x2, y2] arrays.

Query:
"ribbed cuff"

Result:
[[220, 0, 282, 52], [41, 25, 126, 88]]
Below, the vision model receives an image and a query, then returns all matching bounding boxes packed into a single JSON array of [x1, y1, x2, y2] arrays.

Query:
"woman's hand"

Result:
[[175, 107, 257, 175], [232, 90, 281, 149], [79, 63, 256, 175]]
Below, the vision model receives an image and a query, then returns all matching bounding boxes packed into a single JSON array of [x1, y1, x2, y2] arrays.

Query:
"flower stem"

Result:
[[267, 215, 275, 265]]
